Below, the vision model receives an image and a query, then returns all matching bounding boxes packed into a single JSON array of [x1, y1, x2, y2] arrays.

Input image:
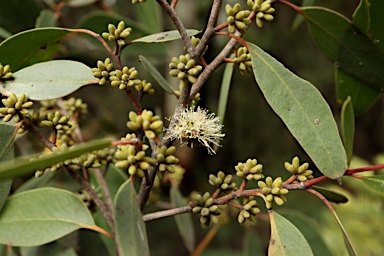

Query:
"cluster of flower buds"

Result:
[[238, 197, 260, 224], [110, 67, 141, 90], [63, 97, 88, 117], [192, 192, 221, 227], [0, 63, 12, 81], [102, 21, 132, 46], [92, 58, 114, 85], [284, 156, 314, 181], [258, 177, 288, 209], [0, 93, 33, 122], [208, 171, 237, 191], [247, 0, 275, 28], [225, 3, 251, 34], [135, 80, 155, 95], [233, 47, 252, 75], [235, 158, 264, 181], [127, 110, 163, 139], [156, 145, 179, 173], [169, 54, 203, 88]]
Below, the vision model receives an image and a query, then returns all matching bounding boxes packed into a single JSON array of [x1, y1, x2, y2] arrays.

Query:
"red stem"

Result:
[[215, 31, 249, 50], [277, 0, 303, 13]]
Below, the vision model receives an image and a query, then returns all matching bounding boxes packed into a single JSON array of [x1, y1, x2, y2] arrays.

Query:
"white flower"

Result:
[[165, 106, 225, 154]]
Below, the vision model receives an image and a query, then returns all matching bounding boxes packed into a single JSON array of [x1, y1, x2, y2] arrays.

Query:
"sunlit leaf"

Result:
[[139, 55, 175, 95], [269, 211, 313, 256], [0, 188, 96, 246], [361, 175, 384, 195], [340, 96, 355, 165], [0, 28, 74, 71], [0, 138, 112, 180], [170, 186, 194, 252], [114, 180, 149, 256], [131, 29, 201, 43], [301, 7, 384, 92], [249, 42, 347, 179], [1, 60, 95, 100]]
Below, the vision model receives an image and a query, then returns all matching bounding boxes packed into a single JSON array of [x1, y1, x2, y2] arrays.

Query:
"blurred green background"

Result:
[[1, 0, 384, 255]]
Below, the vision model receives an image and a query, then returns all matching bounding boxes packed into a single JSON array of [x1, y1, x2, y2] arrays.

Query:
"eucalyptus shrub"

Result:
[[0, 0, 383, 255]]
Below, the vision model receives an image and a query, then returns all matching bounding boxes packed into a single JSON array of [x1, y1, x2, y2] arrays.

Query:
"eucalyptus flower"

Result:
[[165, 106, 225, 154]]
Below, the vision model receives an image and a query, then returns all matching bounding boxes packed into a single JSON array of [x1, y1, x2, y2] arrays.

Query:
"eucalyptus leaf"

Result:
[[312, 186, 348, 204], [1, 60, 96, 100], [269, 211, 313, 256], [139, 55, 175, 94], [170, 186, 194, 252], [0, 138, 112, 180], [361, 175, 384, 195], [114, 180, 149, 256], [340, 96, 355, 165], [35, 9, 57, 28], [135, 0, 162, 33], [217, 57, 234, 125], [0, 28, 75, 71], [0, 124, 15, 211], [0, 27, 12, 39], [249, 42, 347, 179], [0, 188, 95, 246], [131, 29, 201, 43]]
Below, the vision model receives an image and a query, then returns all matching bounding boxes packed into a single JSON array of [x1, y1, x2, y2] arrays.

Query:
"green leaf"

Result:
[[340, 96, 355, 165], [280, 210, 332, 256], [135, 0, 162, 33], [20, 241, 77, 256], [361, 175, 384, 195], [0, 28, 75, 71], [131, 29, 201, 43], [0, 124, 15, 211], [353, 0, 370, 35], [139, 55, 175, 95], [249, 42, 347, 179], [243, 229, 263, 256], [336, 69, 380, 115], [1, 60, 95, 100], [0, 138, 112, 180], [170, 186, 195, 252], [269, 211, 313, 256], [0, 188, 95, 246], [291, 0, 315, 30], [0, 27, 12, 39], [35, 9, 57, 28], [301, 7, 384, 92], [114, 180, 149, 256], [217, 57, 234, 125], [312, 186, 348, 204]]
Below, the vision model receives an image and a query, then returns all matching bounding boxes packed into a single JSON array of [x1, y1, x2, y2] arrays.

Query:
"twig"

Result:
[[142, 205, 191, 222], [94, 168, 115, 221]]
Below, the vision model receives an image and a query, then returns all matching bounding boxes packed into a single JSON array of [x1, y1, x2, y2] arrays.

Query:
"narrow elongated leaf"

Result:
[[1, 60, 95, 100], [0, 124, 15, 211], [269, 211, 313, 256], [217, 57, 234, 125], [336, 69, 380, 115], [353, 0, 370, 35], [292, 0, 315, 30], [301, 7, 384, 91], [131, 29, 201, 43], [0, 138, 112, 179], [340, 96, 355, 165], [139, 55, 175, 94], [170, 186, 194, 252], [114, 180, 149, 256], [0, 28, 74, 71], [135, 0, 162, 33], [312, 186, 348, 204], [361, 175, 384, 195], [35, 10, 57, 28], [0, 188, 95, 246], [249, 42, 347, 179]]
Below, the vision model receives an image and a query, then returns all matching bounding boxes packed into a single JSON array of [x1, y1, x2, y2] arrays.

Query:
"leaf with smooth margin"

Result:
[[243, 229, 263, 256], [1, 60, 95, 100], [361, 175, 384, 195], [0, 138, 112, 180], [114, 180, 149, 256], [291, 0, 315, 30], [0, 124, 15, 211], [139, 55, 175, 94], [301, 7, 384, 91], [131, 29, 201, 43], [353, 0, 370, 35], [0, 188, 96, 246], [249, 42, 347, 179], [312, 186, 348, 204], [269, 211, 313, 256], [135, 0, 162, 33], [340, 96, 355, 165], [0, 28, 75, 71], [280, 210, 332, 256], [170, 186, 194, 252], [217, 56, 234, 125], [336, 69, 380, 116], [35, 10, 57, 28]]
